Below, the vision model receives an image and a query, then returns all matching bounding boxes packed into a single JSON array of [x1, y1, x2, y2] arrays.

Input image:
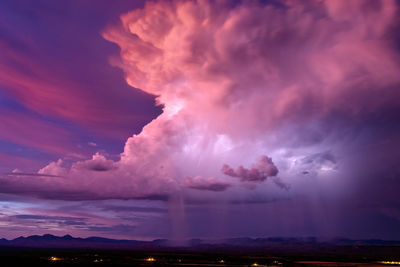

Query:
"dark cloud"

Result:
[[182, 176, 232, 192], [0, 179, 171, 201], [101, 205, 168, 213], [86, 224, 136, 235], [10, 214, 88, 228], [13, 215, 86, 221], [271, 177, 290, 191]]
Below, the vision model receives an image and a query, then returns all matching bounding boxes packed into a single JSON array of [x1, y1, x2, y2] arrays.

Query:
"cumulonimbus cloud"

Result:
[[1, 0, 399, 201]]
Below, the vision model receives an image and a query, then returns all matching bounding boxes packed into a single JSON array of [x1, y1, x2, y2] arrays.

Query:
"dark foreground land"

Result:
[[1, 235, 400, 266], [0, 247, 400, 267]]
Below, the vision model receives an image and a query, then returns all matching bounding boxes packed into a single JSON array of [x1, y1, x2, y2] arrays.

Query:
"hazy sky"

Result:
[[1, 0, 400, 240]]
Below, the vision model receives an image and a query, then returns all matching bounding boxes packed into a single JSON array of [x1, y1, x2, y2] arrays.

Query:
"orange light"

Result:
[[49, 256, 61, 261], [145, 257, 156, 262], [252, 263, 259, 266], [219, 259, 225, 263]]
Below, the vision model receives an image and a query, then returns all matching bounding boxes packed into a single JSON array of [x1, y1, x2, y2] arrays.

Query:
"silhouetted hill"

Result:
[[0, 234, 154, 249], [0, 234, 399, 251]]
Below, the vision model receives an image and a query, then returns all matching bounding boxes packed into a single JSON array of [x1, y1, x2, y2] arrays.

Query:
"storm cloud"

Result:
[[0, 0, 399, 235]]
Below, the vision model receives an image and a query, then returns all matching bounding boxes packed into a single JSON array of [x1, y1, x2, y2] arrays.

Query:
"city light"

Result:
[[380, 261, 400, 265]]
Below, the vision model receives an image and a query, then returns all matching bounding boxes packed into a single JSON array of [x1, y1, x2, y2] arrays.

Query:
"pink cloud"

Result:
[[0, 108, 80, 155], [222, 156, 278, 182], [0, 41, 94, 121], [0, 152, 41, 172], [104, 0, 400, 135], [73, 153, 117, 172], [0, 39, 155, 140]]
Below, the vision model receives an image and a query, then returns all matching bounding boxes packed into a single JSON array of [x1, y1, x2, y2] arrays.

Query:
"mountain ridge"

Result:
[[0, 234, 399, 250]]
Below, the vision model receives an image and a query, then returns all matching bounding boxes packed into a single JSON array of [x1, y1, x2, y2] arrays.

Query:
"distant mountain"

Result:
[[0, 234, 156, 249], [0, 234, 399, 250]]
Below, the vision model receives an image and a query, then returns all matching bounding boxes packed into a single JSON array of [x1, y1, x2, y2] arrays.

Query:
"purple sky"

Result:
[[1, 0, 400, 241]]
